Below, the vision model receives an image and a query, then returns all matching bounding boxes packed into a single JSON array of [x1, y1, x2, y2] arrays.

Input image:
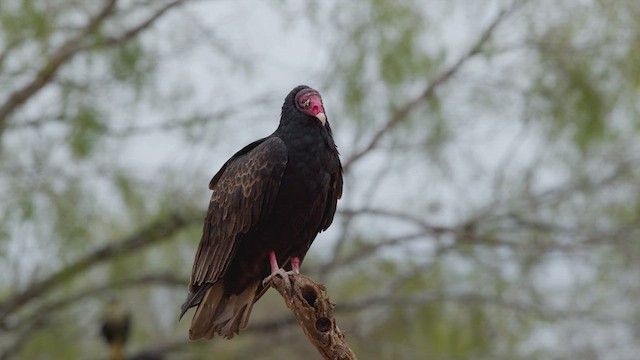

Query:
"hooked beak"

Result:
[[315, 112, 326, 126]]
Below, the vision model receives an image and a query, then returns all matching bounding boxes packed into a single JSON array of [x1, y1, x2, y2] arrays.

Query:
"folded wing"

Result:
[[186, 136, 288, 302]]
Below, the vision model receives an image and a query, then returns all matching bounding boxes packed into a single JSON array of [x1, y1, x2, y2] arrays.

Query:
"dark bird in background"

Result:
[[180, 85, 343, 340], [101, 298, 131, 360]]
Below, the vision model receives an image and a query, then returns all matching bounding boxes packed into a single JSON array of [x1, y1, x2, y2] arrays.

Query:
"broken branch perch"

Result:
[[265, 272, 357, 360]]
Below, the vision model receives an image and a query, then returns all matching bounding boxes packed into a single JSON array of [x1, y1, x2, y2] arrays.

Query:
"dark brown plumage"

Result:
[[181, 85, 343, 339]]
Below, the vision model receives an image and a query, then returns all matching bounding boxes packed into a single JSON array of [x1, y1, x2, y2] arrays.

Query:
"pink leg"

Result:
[[269, 250, 279, 273], [291, 257, 300, 274], [263, 250, 292, 292]]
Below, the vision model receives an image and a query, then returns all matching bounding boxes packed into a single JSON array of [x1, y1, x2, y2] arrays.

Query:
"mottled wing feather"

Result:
[[190, 137, 288, 289]]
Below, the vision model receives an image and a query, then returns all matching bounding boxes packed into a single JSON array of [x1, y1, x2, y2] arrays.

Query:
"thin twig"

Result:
[[100, 0, 185, 48], [342, 7, 516, 172]]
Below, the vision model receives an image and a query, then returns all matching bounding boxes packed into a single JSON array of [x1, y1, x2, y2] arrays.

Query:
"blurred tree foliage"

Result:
[[1, 0, 640, 359]]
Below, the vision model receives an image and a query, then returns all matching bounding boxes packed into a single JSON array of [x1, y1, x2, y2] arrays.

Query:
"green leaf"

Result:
[[69, 106, 107, 159], [110, 40, 154, 94]]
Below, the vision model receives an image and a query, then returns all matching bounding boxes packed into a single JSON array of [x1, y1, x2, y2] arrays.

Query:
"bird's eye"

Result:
[[301, 99, 311, 108]]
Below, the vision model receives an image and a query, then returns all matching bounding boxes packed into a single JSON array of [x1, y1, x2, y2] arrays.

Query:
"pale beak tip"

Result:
[[316, 112, 327, 126]]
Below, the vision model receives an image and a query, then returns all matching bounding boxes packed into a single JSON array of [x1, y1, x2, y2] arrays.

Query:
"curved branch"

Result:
[[339, 292, 577, 321], [12, 273, 185, 332], [339, 207, 453, 234], [319, 232, 433, 276], [0, 208, 199, 324], [0, 0, 118, 133], [0, 273, 187, 360], [266, 273, 357, 360], [100, 0, 185, 48], [0, 0, 188, 137], [342, 6, 516, 172]]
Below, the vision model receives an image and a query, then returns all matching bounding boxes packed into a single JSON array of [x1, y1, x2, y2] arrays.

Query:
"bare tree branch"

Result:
[[0, 0, 187, 137], [97, 317, 303, 360], [340, 207, 452, 234], [0, 208, 199, 325], [11, 273, 185, 332], [339, 292, 588, 322], [0, 0, 118, 134], [100, 0, 185, 48], [342, 6, 516, 172], [319, 232, 434, 276], [265, 273, 357, 360], [0, 273, 187, 360]]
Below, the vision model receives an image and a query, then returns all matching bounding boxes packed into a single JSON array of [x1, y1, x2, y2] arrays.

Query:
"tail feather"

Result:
[[180, 284, 210, 320], [188, 281, 259, 340]]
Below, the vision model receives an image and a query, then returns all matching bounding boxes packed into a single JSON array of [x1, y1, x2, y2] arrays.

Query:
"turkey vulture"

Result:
[[181, 85, 343, 340]]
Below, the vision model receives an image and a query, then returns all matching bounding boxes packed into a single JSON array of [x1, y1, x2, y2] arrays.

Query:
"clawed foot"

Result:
[[262, 268, 294, 294]]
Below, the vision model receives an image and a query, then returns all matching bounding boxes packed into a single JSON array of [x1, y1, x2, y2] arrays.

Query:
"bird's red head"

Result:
[[294, 87, 326, 126]]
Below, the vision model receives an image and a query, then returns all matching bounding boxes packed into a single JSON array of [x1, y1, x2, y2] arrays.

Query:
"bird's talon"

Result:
[[263, 268, 293, 294]]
